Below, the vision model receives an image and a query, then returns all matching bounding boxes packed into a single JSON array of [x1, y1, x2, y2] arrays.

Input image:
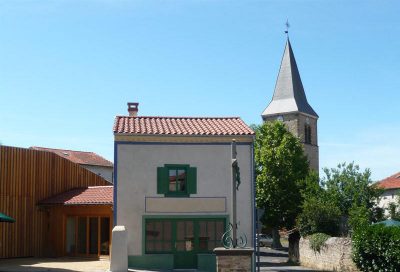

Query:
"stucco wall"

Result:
[[115, 143, 254, 255], [377, 189, 399, 215], [299, 237, 358, 272]]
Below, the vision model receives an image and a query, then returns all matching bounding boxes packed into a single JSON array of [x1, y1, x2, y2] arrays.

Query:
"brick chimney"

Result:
[[127, 102, 139, 117]]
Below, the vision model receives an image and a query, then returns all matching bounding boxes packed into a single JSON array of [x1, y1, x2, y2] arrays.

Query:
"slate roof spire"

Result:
[[262, 38, 318, 118]]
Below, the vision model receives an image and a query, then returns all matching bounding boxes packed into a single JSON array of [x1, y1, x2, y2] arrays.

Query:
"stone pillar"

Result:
[[110, 226, 128, 272], [214, 247, 254, 272]]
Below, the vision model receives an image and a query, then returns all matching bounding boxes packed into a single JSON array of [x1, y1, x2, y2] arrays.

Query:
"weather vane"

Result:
[[285, 19, 290, 37]]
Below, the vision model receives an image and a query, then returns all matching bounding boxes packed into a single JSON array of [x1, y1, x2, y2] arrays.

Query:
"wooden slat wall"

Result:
[[0, 145, 110, 258]]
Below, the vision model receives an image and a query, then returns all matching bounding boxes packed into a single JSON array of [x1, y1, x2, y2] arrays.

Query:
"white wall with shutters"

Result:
[[116, 142, 254, 255]]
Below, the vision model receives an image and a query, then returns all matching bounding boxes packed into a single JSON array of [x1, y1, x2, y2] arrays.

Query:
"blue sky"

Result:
[[1, 0, 399, 181]]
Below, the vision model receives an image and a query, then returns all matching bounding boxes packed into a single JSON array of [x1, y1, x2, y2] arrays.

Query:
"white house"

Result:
[[112, 103, 255, 271], [377, 171, 400, 212]]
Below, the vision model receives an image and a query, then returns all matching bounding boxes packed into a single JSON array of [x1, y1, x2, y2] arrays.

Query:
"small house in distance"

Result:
[[30, 146, 113, 183], [113, 103, 255, 271], [377, 171, 400, 212]]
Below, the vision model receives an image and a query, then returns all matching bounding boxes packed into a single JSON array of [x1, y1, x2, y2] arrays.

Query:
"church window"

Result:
[[304, 124, 311, 144]]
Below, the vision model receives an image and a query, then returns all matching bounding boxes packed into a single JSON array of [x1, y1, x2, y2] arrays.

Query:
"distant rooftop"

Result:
[[377, 172, 400, 190], [30, 146, 113, 167], [39, 186, 113, 205], [113, 116, 254, 136]]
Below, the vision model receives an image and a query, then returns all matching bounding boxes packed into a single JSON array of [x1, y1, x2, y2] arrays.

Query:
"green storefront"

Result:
[[129, 215, 228, 271]]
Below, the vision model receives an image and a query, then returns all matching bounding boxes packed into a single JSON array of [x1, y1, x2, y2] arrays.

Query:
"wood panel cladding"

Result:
[[0, 145, 110, 258]]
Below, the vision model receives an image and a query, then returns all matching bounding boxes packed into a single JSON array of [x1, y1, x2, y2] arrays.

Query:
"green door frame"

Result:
[[143, 215, 228, 269]]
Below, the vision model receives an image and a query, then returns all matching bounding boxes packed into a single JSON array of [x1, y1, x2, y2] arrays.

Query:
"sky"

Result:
[[1, 0, 399, 181]]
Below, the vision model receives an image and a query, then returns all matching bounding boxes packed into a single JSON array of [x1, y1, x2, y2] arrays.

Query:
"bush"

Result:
[[308, 233, 330, 252], [352, 224, 400, 271], [348, 205, 370, 232], [297, 194, 341, 237]]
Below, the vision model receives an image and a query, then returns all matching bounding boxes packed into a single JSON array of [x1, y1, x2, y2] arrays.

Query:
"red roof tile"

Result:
[[377, 172, 400, 189], [39, 186, 113, 205], [30, 147, 113, 167], [113, 116, 255, 136]]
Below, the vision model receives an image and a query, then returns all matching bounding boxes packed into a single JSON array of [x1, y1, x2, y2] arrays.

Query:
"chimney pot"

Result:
[[127, 102, 139, 117]]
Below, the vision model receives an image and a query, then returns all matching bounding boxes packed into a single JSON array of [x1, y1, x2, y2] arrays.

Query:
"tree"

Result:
[[297, 162, 383, 236], [297, 172, 341, 236], [253, 121, 309, 248], [322, 162, 382, 234]]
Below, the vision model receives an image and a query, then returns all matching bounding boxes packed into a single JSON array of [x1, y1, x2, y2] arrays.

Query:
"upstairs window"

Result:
[[157, 164, 197, 196], [168, 167, 187, 193]]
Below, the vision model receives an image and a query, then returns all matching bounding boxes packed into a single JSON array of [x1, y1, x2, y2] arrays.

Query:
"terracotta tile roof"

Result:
[[39, 186, 113, 205], [113, 116, 255, 136], [377, 172, 400, 189], [30, 147, 113, 167]]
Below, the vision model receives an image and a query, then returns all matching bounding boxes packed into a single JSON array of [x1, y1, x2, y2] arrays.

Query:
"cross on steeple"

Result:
[[285, 19, 290, 38]]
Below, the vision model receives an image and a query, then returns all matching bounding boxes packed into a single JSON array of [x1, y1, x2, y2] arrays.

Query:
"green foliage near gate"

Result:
[[352, 224, 400, 271]]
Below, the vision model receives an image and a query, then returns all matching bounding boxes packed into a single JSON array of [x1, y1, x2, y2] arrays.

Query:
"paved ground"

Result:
[[256, 247, 322, 272], [0, 248, 323, 272], [0, 257, 110, 272]]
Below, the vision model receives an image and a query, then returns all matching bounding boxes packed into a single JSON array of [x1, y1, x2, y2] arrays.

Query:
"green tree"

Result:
[[297, 172, 341, 236], [253, 121, 309, 248], [297, 162, 383, 236], [323, 162, 382, 234]]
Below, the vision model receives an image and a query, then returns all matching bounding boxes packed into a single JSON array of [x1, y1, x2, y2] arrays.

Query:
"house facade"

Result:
[[377, 171, 400, 213], [113, 105, 255, 270]]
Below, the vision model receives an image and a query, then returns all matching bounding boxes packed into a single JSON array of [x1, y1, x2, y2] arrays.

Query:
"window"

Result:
[[145, 220, 173, 253], [157, 164, 197, 196], [144, 218, 225, 254], [304, 124, 312, 144], [169, 168, 187, 193], [198, 220, 225, 251]]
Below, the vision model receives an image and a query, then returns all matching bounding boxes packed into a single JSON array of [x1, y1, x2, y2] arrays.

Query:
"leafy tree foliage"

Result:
[[297, 172, 341, 236], [254, 121, 309, 234], [297, 162, 383, 236], [323, 163, 381, 216]]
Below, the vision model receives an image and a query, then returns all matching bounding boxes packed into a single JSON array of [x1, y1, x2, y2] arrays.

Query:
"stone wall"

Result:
[[299, 237, 359, 272], [214, 247, 253, 272]]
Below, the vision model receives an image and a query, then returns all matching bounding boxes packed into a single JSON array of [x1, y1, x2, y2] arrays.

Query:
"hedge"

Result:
[[352, 224, 400, 271]]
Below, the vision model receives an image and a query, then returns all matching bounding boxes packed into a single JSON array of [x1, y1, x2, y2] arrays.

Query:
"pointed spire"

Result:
[[262, 39, 318, 118]]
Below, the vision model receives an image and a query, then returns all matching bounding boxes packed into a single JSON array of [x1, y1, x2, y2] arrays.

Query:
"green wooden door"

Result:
[[174, 220, 197, 269]]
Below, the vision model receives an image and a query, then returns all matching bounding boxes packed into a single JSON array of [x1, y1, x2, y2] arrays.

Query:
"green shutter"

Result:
[[157, 167, 168, 194], [187, 167, 197, 195]]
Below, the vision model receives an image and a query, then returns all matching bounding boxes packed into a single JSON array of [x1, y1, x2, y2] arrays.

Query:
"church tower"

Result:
[[262, 39, 319, 172]]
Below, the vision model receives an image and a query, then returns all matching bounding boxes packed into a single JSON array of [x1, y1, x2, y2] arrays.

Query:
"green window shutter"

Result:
[[187, 167, 197, 195], [157, 167, 168, 194]]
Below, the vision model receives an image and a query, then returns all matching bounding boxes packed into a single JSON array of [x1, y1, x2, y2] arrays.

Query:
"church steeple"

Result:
[[262, 38, 319, 172], [262, 39, 318, 119]]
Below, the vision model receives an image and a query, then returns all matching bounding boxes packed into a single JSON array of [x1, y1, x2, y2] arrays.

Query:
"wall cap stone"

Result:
[[213, 247, 254, 256]]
